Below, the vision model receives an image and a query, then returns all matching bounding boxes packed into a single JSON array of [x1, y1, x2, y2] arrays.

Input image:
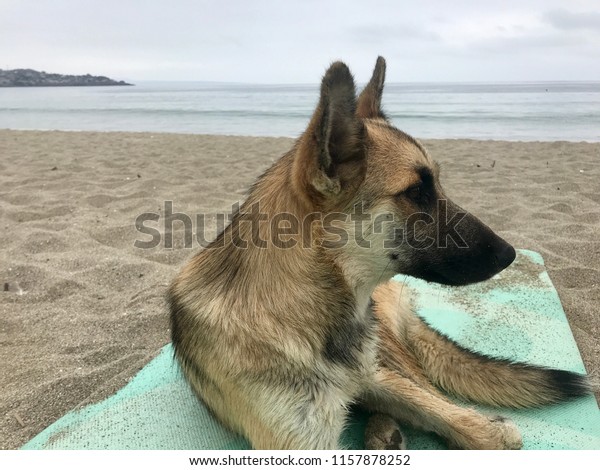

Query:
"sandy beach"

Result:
[[0, 129, 598, 449]]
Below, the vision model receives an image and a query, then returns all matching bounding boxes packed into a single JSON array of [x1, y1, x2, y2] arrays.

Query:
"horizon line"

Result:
[[129, 79, 600, 85]]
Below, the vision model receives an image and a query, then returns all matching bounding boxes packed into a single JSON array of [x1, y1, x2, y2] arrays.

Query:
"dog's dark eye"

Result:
[[406, 184, 422, 201], [394, 182, 430, 204]]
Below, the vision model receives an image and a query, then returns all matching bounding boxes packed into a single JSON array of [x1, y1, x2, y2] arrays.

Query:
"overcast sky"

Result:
[[1, 0, 599, 83]]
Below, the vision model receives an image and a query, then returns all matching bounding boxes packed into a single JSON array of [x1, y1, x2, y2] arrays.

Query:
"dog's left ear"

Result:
[[356, 56, 386, 119], [295, 61, 366, 201]]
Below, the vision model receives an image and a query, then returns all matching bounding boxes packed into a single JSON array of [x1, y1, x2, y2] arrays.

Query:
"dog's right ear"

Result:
[[356, 56, 386, 119], [295, 62, 366, 204]]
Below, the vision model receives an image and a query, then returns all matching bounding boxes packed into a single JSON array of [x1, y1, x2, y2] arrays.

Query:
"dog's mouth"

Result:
[[391, 242, 516, 287]]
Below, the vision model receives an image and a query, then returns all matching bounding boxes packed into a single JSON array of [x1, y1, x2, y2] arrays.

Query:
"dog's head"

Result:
[[293, 57, 515, 286]]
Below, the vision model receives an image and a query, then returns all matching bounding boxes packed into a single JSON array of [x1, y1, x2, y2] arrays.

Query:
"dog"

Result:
[[168, 57, 591, 449]]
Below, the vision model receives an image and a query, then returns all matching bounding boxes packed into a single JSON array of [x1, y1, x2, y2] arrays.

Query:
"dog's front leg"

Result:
[[363, 367, 523, 450], [234, 387, 349, 450]]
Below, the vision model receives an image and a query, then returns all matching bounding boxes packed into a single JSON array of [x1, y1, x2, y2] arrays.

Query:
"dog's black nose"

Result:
[[495, 243, 516, 271]]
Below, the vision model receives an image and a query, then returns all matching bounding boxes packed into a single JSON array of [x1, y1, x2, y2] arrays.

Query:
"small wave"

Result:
[[0, 107, 313, 119]]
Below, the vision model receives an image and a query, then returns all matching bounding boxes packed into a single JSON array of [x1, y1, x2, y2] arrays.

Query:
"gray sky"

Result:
[[1, 0, 599, 83]]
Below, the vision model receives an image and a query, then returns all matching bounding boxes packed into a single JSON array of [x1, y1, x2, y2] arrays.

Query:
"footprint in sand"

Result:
[[2, 280, 27, 295], [548, 202, 573, 214]]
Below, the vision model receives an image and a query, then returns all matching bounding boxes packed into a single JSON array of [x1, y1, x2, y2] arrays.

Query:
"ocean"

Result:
[[1, 81, 599, 141]]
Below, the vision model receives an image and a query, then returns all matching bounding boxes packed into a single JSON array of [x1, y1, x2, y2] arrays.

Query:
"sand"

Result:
[[0, 130, 598, 449]]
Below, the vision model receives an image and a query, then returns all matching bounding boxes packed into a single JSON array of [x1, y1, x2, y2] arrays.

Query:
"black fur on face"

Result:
[[391, 186, 515, 286]]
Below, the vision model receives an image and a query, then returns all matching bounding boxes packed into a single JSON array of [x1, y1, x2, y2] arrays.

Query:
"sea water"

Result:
[[1, 81, 599, 141]]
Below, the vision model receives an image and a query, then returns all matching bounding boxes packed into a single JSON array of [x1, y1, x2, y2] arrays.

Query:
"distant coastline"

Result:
[[0, 69, 132, 87]]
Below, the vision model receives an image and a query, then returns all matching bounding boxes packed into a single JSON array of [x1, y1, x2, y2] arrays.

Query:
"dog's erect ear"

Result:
[[296, 61, 366, 201], [356, 56, 386, 119]]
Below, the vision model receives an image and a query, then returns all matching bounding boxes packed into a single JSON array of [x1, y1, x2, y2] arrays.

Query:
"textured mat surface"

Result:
[[23, 250, 600, 450]]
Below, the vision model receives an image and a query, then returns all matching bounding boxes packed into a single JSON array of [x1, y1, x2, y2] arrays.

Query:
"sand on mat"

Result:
[[0, 130, 598, 449]]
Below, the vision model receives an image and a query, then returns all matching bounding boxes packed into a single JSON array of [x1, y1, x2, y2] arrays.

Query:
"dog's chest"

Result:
[[322, 300, 379, 379]]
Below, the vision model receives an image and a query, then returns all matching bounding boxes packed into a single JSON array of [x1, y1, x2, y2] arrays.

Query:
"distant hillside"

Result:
[[0, 69, 132, 87]]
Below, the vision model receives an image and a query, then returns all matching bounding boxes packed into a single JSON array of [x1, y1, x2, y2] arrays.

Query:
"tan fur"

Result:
[[169, 57, 591, 450]]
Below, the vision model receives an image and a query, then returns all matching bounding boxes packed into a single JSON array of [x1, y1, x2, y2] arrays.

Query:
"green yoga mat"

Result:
[[23, 250, 600, 450]]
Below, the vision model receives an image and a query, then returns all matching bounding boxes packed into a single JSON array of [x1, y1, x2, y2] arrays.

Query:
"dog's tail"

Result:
[[408, 316, 594, 408]]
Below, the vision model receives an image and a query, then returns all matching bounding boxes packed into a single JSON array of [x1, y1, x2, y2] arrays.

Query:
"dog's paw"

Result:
[[488, 415, 523, 450], [364, 414, 407, 450], [448, 415, 523, 450]]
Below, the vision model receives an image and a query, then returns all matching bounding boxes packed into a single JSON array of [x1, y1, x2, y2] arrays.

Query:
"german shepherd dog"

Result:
[[168, 57, 591, 449]]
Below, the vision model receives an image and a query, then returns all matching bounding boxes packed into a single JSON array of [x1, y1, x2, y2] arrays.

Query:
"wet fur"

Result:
[[169, 57, 591, 449]]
